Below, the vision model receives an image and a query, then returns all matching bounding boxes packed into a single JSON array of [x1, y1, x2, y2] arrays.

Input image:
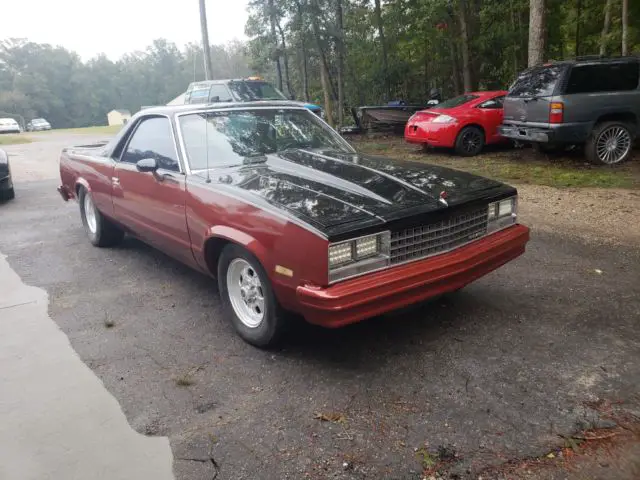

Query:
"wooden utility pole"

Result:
[[199, 0, 213, 80], [528, 0, 547, 67], [575, 0, 582, 57]]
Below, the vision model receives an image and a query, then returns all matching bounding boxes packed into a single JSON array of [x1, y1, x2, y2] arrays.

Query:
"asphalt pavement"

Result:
[[1, 133, 639, 479]]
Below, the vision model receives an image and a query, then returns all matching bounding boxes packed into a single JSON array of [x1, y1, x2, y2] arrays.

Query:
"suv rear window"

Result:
[[228, 81, 287, 101], [508, 65, 565, 98], [565, 62, 640, 94]]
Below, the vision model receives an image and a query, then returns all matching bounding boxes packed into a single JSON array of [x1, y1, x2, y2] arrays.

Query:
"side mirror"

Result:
[[136, 158, 158, 172]]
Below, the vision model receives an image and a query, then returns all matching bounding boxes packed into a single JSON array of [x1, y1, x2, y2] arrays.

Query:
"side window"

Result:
[[120, 117, 180, 172], [209, 85, 234, 103], [479, 96, 504, 109], [565, 62, 640, 94], [188, 86, 210, 104]]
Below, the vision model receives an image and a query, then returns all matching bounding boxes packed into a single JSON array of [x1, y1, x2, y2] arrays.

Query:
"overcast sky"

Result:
[[2, 0, 250, 60]]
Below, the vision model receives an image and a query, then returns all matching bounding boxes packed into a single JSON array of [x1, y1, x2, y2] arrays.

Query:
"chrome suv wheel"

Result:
[[586, 121, 634, 165]]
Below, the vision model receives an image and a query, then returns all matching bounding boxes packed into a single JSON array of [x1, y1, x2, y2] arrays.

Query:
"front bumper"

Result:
[[498, 123, 591, 144], [296, 224, 530, 327]]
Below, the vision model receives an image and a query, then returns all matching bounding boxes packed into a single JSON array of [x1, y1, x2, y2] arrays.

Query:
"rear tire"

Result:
[[78, 188, 124, 247], [585, 121, 634, 165], [454, 126, 485, 156], [217, 244, 288, 349]]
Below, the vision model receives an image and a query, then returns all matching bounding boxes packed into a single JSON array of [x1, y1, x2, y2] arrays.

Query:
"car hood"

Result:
[[193, 149, 515, 239]]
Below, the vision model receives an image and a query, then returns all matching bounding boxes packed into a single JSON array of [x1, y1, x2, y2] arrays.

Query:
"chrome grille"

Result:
[[390, 207, 488, 265]]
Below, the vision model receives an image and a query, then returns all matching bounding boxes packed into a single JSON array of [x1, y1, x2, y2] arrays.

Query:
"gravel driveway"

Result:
[[1, 133, 639, 479]]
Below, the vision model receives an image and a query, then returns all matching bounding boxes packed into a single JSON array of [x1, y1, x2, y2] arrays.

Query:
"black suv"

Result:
[[499, 56, 640, 164]]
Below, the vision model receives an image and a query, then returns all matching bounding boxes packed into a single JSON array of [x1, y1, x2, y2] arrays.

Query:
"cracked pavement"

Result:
[[0, 133, 639, 479]]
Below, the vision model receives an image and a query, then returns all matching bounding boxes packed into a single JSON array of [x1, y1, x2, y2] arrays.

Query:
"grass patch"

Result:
[[0, 135, 32, 145], [174, 373, 196, 387], [31, 125, 123, 135], [353, 136, 640, 189]]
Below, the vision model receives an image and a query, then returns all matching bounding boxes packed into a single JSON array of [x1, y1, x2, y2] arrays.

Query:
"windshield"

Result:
[[228, 81, 288, 101], [435, 94, 479, 109], [508, 65, 565, 97], [0, 119, 18, 125], [179, 108, 354, 170]]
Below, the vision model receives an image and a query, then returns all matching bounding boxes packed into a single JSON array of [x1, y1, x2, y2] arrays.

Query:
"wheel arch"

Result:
[[594, 112, 637, 128], [203, 226, 270, 279], [459, 123, 486, 139], [75, 177, 91, 196]]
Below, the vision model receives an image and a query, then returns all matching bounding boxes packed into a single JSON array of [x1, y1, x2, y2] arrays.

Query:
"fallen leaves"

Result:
[[314, 412, 346, 424]]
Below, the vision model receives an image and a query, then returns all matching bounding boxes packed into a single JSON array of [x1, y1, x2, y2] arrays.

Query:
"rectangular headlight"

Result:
[[355, 236, 379, 259], [329, 242, 353, 267], [487, 196, 517, 233], [328, 232, 390, 283]]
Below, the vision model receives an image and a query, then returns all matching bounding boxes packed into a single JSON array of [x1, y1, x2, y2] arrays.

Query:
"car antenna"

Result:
[[204, 112, 211, 183]]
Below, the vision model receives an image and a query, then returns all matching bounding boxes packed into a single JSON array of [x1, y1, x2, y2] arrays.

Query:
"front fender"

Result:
[[204, 225, 270, 272]]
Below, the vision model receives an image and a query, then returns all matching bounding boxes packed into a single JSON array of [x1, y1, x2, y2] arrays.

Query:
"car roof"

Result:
[[188, 78, 268, 86], [135, 100, 310, 117], [532, 55, 639, 68]]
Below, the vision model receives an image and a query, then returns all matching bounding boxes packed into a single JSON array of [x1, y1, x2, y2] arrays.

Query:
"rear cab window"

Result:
[[508, 65, 566, 98]]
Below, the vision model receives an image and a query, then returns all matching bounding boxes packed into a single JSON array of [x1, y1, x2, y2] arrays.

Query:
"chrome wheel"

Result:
[[83, 193, 97, 234], [596, 126, 631, 165], [226, 258, 265, 328]]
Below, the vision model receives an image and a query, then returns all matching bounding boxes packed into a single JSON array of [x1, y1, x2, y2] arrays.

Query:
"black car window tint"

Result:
[[120, 117, 180, 172], [565, 62, 640, 94]]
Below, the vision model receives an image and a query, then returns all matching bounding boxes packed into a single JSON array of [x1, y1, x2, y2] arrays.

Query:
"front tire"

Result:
[[78, 188, 124, 247], [217, 244, 288, 348], [454, 126, 485, 156], [1, 186, 14, 201], [585, 121, 634, 165]]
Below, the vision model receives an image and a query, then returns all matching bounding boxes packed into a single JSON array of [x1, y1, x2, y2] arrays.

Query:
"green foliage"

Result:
[[245, 0, 639, 125], [0, 38, 251, 129]]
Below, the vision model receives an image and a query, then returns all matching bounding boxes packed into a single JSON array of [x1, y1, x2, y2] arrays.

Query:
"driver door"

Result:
[[112, 116, 192, 262]]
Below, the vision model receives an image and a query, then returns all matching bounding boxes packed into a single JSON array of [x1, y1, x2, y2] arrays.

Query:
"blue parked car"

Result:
[[183, 78, 325, 118]]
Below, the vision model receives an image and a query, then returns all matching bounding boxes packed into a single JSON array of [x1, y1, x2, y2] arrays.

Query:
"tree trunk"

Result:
[[510, 0, 519, 77], [336, 0, 345, 126], [599, 0, 611, 56], [458, 0, 473, 92], [528, 0, 547, 67], [319, 57, 334, 127], [575, 0, 582, 57], [374, 0, 391, 100], [622, 0, 628, 56], [268, 0, 283, 91], [310, 0, 334, 125], [295, 0, 310, 102], [448, 38, 461, 95], [276, 22, 294, 98]]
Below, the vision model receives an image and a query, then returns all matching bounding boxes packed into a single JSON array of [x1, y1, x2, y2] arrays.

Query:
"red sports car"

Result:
[[405, 90, 508, 156]]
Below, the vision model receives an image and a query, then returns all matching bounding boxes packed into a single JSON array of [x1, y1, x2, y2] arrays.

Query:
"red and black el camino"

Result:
[[58, 102, 529, 348]]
